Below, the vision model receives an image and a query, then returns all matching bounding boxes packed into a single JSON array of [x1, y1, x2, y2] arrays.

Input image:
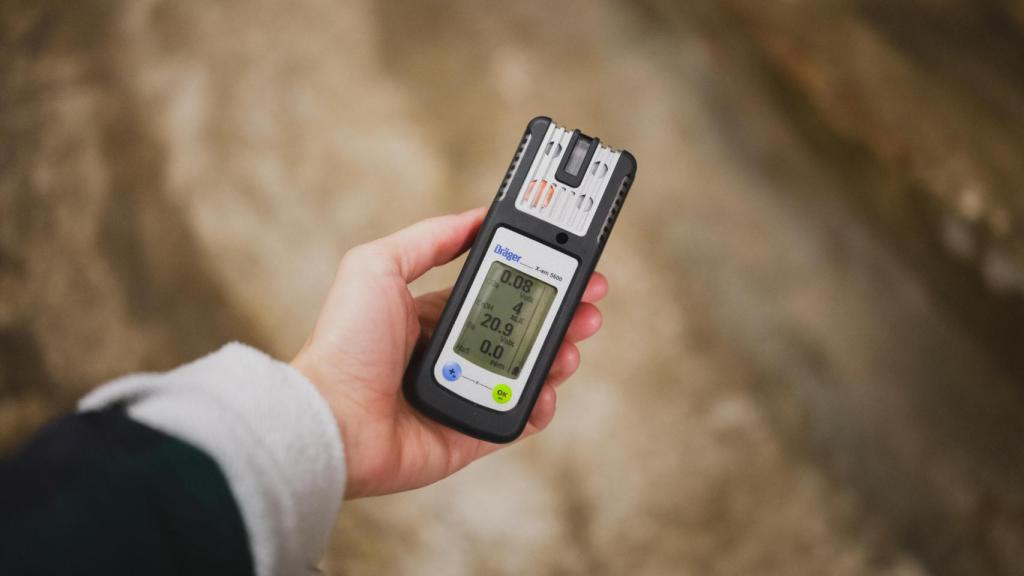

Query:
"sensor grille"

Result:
[[514, 122, 620, 236]]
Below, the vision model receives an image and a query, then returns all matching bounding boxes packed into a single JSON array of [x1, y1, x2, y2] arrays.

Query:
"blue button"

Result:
[[442, 361, 462, 382]]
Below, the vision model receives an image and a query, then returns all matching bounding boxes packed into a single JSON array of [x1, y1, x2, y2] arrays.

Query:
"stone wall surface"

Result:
[[1, 1, 1022, 575]]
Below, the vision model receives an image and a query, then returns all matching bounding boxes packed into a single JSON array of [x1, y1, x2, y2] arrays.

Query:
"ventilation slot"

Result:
[[497, 132, 532, 200], [598, 175, 632, 245]]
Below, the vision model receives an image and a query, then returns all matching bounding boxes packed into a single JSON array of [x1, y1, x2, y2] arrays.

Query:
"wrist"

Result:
[[290, 351, 372, 499]]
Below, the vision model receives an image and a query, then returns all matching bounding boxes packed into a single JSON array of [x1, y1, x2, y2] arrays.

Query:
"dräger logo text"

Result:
[[494, 245, 522, 263]]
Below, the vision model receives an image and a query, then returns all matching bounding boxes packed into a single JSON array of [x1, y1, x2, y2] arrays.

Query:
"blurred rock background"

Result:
[[2, 0, 1023, 574]]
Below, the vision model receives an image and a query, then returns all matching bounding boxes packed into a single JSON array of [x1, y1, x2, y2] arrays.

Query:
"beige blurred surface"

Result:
[[2, 1, 1023, 574]]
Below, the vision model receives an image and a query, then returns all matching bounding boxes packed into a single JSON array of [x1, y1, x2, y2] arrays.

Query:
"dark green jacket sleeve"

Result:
[[0, 407, 254, 575]]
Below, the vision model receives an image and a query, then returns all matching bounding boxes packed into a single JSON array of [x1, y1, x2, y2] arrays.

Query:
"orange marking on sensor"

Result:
[[523, 179, 537, 203], [532, 180, 548, 207], [543, 183, 555, 208]]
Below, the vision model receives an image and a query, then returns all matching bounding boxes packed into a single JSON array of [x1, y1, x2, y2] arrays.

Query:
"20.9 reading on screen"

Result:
[[454, 261, 556, 378]]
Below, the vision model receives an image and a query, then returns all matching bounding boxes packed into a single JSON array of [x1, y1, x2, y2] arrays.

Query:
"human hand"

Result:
[[291, 208, 607, 499]]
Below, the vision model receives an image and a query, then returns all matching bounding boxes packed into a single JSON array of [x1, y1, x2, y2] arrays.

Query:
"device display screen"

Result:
[[454, 261, 557, 378]]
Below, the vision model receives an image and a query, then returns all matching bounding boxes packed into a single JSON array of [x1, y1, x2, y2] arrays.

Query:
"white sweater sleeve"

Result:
[[78, 342, 346, 576]]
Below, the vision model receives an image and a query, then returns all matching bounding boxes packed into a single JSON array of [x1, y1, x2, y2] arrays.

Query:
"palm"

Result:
[[293, 210, 605, 499], [318, 263, 523, 496]]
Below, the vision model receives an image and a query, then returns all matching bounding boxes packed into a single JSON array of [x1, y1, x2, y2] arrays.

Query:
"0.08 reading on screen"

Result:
[[454, 262, 556, 378]]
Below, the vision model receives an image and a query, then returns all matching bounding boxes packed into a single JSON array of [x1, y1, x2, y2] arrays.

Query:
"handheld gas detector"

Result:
[[404, 116, 637, 443]]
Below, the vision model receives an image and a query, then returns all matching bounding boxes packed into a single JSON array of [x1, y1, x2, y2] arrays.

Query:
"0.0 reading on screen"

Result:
[[454, 262, 556, 378]]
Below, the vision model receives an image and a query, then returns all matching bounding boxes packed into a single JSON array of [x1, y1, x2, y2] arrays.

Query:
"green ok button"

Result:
[[492, 384, 512, 404]]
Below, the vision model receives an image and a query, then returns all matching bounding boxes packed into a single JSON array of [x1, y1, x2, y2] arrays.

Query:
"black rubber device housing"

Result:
[[403, 116, 637, 443]]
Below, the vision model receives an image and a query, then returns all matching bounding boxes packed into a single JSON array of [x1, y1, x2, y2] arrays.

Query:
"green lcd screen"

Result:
[[454, 261, 557, 378]]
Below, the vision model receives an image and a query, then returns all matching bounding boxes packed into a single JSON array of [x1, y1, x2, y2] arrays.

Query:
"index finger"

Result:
[[582, 272, 608, 303]]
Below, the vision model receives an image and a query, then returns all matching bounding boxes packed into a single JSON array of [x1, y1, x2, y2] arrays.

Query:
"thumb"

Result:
[[376, 207, 486, 282]]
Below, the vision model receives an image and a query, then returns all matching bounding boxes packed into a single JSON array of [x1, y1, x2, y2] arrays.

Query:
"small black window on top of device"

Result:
[[555, 130, 599, 188]]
